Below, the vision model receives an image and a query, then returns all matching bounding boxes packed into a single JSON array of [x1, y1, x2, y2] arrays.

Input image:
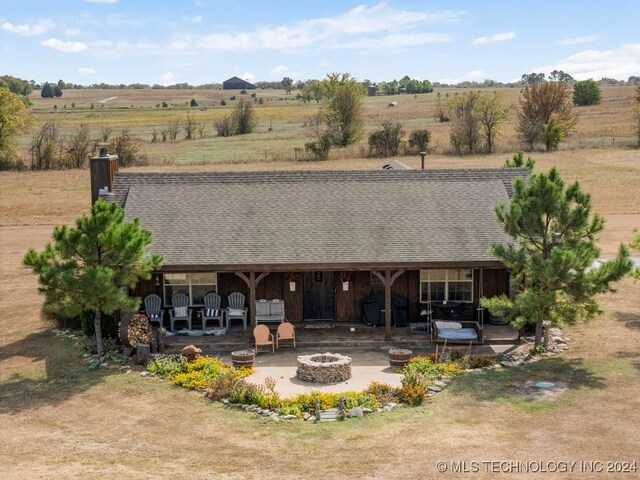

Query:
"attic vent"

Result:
[[378, 160, 411, 171]]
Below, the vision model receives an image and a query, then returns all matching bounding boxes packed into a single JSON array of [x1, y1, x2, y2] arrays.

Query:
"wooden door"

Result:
[[303, 271, 334, 320]]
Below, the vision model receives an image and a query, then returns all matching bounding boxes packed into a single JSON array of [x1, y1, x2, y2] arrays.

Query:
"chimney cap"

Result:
[[97, 143, 109, 157]]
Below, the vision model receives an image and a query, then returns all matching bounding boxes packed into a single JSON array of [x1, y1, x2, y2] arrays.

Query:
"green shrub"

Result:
[[401, 356, 463, 379], [278, 391, 381, 417], [147, 355, 184, 376]]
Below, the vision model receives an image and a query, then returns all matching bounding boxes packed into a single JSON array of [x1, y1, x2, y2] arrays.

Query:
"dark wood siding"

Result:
[[133, 267, 508, 323]]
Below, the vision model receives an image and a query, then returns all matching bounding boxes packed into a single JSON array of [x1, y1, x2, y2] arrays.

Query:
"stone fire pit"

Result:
[[296, 353, 352, 383]]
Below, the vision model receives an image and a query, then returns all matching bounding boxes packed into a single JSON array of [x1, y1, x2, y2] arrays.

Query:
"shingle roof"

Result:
[[115, 169, 528, 269]]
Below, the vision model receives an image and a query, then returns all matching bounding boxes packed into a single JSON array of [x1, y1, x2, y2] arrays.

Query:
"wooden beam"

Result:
[[234, 271, 270, 328], [371, 269, 406, 340]]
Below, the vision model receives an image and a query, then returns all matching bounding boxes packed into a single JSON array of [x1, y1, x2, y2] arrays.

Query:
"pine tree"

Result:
[[24, 200, 163, 355], [41, 82, 54, 98], [487, 166, 632, 345]]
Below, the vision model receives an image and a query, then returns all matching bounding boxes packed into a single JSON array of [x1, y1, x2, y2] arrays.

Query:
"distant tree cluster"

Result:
[[41, 81, 63, 98], [444, 90, 509, 154], [367, 121, 431, 158]]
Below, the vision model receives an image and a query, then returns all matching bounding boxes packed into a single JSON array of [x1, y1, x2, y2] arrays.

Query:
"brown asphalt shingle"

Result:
[[115, 169, 528, 269]]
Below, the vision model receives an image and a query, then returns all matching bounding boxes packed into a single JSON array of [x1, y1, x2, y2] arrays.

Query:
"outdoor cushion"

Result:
[[437, 327, 478, 341], [174, 306, 188, 318], [205, 308, 220, 317], [228, 308, 245, 316], [435, 321, 462, 330]]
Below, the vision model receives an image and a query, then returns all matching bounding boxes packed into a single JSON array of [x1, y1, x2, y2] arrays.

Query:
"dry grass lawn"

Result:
[[1, 148, 639, 479]]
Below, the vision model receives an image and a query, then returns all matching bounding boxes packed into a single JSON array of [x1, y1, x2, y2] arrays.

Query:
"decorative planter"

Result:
[[231, 349, 256, 368], [289, 282, 296, 292], [342, 281, 349, 291], [388, 348, 412, 368]]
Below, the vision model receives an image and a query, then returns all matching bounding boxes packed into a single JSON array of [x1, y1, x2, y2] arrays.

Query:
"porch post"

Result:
[[235, 272, 269, 328], [372, 269, 406, 341]]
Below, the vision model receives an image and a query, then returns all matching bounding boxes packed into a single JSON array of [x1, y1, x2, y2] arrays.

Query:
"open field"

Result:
[[0, 147, 639, 478], [17, 85, 639, 165]]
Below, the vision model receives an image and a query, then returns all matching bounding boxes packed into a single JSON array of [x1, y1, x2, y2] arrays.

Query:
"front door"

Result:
[[303, 271, 334, 321]]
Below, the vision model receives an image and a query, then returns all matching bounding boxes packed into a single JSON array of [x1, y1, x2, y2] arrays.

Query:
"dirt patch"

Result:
[[513, 380, 568, 400]]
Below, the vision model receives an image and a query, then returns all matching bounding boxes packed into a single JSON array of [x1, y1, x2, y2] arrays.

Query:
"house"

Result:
[[222, 76, 256, 90], [90, 154, 527, 339]]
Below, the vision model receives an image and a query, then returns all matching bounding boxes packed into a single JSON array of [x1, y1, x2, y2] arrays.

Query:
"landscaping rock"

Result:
[[348, 407, 364, 418], [362, 408, 373, 415], [427, 385, 442, 393], [283, 414, 297, 420], [433, 380, 448, 388], [222, 399, 229, 404], [303, 413, 312, 421]]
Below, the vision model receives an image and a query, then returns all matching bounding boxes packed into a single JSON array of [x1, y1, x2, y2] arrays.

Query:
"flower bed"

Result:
[[147, 353, 497, 420]]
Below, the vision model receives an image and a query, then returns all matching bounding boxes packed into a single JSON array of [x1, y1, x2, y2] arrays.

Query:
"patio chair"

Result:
[[144, 294, 164, 329], [276, 321, 296, 350], [226, 292, 248, 330], [169, 293, 192, 331], [253, 324, 274, 354], [201, 292, 224, 330]]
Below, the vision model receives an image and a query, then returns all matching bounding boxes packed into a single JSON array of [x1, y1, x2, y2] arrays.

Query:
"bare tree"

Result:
[[183, 113, 197, 140], [214, 115, 233, 137], [30, 121, 64, 170], [100, 125, 112, 142], [197, 122, 207, 139], [66, 123, 92, 168], [168, 120, 180, 140]]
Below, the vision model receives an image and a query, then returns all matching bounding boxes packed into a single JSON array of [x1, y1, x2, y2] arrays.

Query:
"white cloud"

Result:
[[161, 72, 176, 84], [472, 31, 516, 45], [84, 0, 118, 4], [271, 64, 289, 75], [1, 20, 53, 36], [534, 43, 640, 80], [78, 67, 96, 74], [41, 38, 88, 53], [345, 32, 451, 49], [65, 28, 82, 37], [438, 70, 486, 84], [556, 35, 600, 46], [464, 70, 485, 81], [241, 72, 255, 81], [199, 2, 462, 50]]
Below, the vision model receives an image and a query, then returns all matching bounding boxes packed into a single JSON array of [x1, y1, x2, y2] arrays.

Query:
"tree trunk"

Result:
[[534, 319, 543, 346], [94, 308, 105, 356]]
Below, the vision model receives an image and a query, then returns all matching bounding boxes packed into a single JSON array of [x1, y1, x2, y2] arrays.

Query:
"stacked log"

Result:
[[119, 312, 153, 349]]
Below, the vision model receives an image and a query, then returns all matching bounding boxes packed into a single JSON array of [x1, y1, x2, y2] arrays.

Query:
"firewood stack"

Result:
[[127, 314, 153, 347]]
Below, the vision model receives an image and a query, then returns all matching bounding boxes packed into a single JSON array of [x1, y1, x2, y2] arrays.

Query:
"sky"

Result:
[[1, 0, 639, 86]]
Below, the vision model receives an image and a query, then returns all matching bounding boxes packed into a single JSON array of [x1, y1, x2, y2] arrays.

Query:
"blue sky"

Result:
[[1, 0, 638, 85]]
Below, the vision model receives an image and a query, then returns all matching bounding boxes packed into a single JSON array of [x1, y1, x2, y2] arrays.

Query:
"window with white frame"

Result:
[[164, 272, 217, 306], [420, 269, 473, 303]]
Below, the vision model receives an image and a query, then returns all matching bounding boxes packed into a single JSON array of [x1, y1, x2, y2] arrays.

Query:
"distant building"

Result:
[[222, 76, 256, 90], [367, 86, 378, 96]]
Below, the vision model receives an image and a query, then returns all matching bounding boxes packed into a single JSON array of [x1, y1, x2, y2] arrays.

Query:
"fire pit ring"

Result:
[[296, 352, 352, 383]]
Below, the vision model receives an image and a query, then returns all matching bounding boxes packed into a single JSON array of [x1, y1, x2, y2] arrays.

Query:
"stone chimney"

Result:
[[90, 144, 119, 204]]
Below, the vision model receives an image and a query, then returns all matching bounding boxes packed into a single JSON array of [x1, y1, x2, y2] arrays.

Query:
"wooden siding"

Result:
[[134, 268, 509, 324]]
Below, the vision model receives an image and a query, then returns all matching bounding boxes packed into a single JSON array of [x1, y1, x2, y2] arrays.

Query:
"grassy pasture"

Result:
[[0, 86, 638, 479], [20, 85, 638, 165]]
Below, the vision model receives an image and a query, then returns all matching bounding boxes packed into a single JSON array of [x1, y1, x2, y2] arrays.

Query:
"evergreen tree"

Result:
[[24, 200, 163, 355], [41, 82, 54, 98], [485, 165, 632, 345]]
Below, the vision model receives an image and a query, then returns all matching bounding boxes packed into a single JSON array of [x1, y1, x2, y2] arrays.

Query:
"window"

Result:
[[420, 269, 473, 303], [164, 272, 217, 306]]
